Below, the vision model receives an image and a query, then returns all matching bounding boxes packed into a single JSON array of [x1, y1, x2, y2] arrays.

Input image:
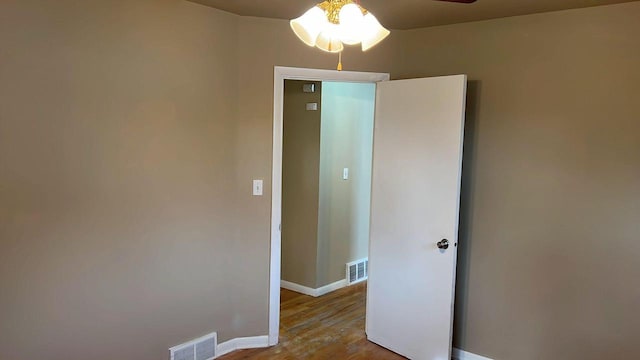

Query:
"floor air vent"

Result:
[[170, 332, 217, 360], [346, 258, 368, 285]]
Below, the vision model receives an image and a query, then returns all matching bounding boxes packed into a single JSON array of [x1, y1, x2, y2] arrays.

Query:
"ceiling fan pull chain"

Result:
[[337, 51, 343, 71]]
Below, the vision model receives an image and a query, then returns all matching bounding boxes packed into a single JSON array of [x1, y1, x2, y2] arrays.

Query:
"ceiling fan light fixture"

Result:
[[290, 0, 390, 53]]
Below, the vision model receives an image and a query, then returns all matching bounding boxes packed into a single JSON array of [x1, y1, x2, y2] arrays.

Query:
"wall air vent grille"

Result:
[[346, 258, 368, 285], [174, 346, 195, 360], [195, 337, 216, 360], [170, 332, 217, 360]]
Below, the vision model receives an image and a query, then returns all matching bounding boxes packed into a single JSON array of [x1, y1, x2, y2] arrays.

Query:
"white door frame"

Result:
[[269, 66, 390, 345]]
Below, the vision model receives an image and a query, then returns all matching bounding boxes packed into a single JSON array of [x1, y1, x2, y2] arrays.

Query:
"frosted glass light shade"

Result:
[[337, 3, 364, 45], [361, 13, 390, 51], [290, 6, 327, 47], [316, 24, 344, 53]]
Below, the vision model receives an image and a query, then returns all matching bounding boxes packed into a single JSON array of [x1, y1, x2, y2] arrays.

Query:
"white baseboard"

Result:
[[216, 335, 270, 358], [280, 279, 348, 297], [280, 280, 315, 296], [453, 348, 494, 360], [316, 279, 349, 296]]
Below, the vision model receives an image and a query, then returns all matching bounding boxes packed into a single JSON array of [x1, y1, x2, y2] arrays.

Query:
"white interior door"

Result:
[[366, 75, 467, 360]]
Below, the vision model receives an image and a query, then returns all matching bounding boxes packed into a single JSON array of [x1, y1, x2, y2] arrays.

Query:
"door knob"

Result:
[[437, 239, 449, 250]]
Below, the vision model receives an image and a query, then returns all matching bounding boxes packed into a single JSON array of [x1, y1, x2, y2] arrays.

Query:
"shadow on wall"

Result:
[[453, 80, 482, 349]]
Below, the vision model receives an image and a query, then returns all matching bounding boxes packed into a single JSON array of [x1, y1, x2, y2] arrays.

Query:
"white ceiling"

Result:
[[188, 0, 638, 30]]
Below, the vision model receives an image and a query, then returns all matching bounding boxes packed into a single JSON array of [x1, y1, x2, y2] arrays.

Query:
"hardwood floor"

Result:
[[219, 282, 406, 359]]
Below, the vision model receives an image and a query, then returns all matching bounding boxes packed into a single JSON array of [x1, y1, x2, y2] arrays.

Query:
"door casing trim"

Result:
[[269, 66, 390, 345]]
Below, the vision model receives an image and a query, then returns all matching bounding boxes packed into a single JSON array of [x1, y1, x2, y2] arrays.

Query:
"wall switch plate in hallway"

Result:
[[343, 168, 349, 180], [253, 180, 263, 196]]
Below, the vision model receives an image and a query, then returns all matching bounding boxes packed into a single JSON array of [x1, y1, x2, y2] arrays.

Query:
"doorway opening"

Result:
[[269, 67, 390, 345], [281, 79, 375, 296]]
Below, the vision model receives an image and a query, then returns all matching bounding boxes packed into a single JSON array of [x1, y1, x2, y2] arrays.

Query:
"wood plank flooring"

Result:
[[219, 282, 406, 359]]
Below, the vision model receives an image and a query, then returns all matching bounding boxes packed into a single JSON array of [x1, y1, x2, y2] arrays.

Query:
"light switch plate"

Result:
[[343, 168, 349, 180], [253, 180, 263, 196]]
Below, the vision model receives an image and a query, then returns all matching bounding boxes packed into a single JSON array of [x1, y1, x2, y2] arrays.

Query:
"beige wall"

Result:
[[0, 1, 241, 359], [317, 82, 376, 287], [281, 80, 322, 288], [1, 1, 639, 359]]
